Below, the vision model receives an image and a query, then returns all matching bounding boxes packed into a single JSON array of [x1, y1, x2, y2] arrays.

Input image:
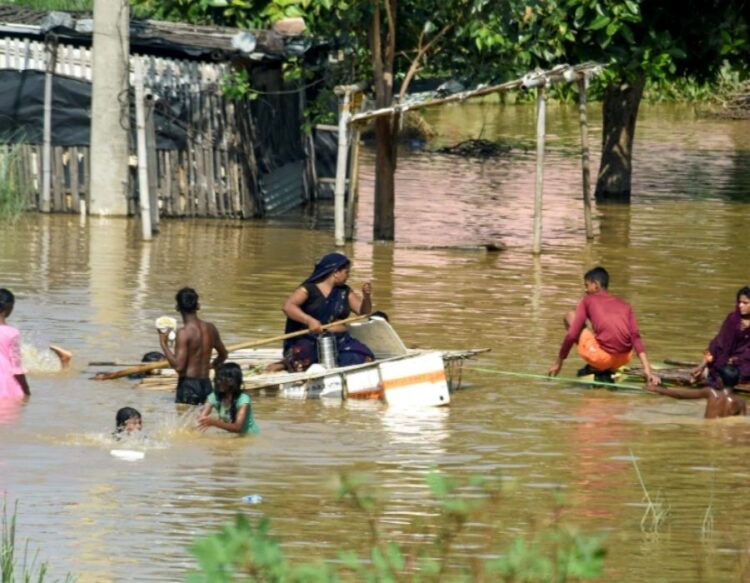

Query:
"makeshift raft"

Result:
[[127, 317, 488, 407], [621, 360, 750, 393]]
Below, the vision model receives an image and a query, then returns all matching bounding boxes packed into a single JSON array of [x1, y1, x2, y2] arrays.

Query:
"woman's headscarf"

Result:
[[304, 252, 350, 284]]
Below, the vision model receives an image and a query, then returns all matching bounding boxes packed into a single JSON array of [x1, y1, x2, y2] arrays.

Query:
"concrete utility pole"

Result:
[[89, 0, 130, 216]]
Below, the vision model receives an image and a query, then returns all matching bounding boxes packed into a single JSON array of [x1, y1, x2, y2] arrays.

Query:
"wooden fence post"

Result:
[[134, 57, 153, 241], [145, 94, 160, 232], [334, 89, 351, 247], [345, 123, 361, 241]]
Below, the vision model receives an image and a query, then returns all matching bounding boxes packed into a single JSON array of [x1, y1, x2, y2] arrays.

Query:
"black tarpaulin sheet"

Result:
[[0, 69, 187, 148]]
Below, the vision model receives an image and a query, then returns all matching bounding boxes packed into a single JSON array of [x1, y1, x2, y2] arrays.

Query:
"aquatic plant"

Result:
[[187, 470, 607, 582], [1, 500, 76, 583], [0, 146, 30, 223], [629, 451, 671, 534]]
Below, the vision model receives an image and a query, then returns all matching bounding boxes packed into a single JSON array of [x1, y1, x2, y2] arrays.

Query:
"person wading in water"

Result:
[[159, 287, 228, 405]]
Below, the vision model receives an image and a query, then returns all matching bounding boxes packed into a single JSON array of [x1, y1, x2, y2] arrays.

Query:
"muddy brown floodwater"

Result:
[[1, 102, 750, 581]]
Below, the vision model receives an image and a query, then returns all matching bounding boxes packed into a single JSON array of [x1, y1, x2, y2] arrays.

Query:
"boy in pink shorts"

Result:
[[548, 267, 661, 385]]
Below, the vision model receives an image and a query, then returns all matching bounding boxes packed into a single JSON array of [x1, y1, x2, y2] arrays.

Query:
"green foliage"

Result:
[[220, 68, 257, 101], [8, 0, 92, 10], [187, 471, 607, 582], [1, 499, 76, 583], [0, 146, 29, 223]]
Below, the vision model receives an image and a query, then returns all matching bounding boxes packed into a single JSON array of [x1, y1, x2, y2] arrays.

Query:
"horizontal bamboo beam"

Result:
[[349, 63, 605, 126]]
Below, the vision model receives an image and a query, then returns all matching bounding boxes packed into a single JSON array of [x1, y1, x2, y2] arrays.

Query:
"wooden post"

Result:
[[333, 89, 351, 246], [145, 94, 160, 232], [578, 76, 594, 240], [41, 35, 57, 213], [345, 124, 361, 241], [134, 57, 152, 241], [532, 85, 546, 255]]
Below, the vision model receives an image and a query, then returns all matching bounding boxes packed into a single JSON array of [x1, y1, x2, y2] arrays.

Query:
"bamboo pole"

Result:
[[144, 94, 160, 232], [134, 57, 153, 241], [334, 89, 351, 246], [578, 76, 594, 240], [93, 313, 369, 381], [345, 124, 361, 241], [532, 85, 546, 255]]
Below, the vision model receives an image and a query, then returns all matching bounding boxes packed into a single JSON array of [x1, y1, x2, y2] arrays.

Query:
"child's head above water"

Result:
[[215, 362, 243, 399], [0, 288, 15, 316], [718, 364, 740, 390], [115, 407, 142, 434]]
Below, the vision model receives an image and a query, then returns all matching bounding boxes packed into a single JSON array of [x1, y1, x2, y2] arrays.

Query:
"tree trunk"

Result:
[[594, 75, 645, 203], [372, 0, 397, 241], [373, 115, 397, 240]]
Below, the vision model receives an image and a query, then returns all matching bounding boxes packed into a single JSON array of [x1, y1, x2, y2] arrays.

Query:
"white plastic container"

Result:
[[378, 353, 450, 408], [344, 367, 383, 400]]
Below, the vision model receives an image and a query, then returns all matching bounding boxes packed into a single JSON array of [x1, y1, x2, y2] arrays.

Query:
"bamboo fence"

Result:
[[0, 36, 261, 217]]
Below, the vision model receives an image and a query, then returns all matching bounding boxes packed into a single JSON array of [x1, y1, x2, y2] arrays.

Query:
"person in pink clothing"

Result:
[[0, 289, 31, 399], [547, 267, 661, 385]]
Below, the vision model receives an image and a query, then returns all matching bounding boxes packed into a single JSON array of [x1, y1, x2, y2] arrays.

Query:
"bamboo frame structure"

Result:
[[338, 63, 606, 250]]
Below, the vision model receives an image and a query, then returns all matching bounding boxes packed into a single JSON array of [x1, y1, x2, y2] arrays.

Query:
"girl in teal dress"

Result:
[[197, 363, 259, 435]]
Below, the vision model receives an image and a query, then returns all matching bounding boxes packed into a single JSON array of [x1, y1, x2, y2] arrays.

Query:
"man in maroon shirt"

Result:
[[547, 267, 661, 385]]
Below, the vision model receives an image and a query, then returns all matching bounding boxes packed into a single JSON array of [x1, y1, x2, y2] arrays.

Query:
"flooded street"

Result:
[[2, 102, 750, 581]]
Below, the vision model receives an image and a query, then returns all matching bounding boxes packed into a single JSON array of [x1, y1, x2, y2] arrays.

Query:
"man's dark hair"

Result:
[[718, 364, 740, 389], [176, 287, 199, 314], [584, 267, 609, 290], [0, 288, 15, 312]]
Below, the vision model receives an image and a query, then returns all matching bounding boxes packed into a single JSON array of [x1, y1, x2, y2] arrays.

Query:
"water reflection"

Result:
[[0, 397, 24, 425]]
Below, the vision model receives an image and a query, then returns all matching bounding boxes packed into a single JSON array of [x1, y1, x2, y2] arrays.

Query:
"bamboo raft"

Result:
[[91, 319, 489, 402], [622, 359, 750, 393]]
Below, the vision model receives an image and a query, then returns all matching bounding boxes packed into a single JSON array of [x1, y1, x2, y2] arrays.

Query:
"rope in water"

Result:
[[472, 367, 646, 392]]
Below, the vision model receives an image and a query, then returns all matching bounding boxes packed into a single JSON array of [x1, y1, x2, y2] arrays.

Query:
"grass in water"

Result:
[[1, 499, 75, 582], [0, 145, 30, 223], [629, 449, 671, 533]]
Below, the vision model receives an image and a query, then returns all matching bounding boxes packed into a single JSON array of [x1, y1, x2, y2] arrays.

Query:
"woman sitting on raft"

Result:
[[282, 252, 374, 372], [692, 286, 750, 386]]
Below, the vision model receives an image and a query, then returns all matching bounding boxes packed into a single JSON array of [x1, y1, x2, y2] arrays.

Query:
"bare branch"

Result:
[[399, 23, 453, 100]]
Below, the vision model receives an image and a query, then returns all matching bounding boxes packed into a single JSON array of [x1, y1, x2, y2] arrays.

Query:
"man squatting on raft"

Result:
[[281, 253, 375, 372], [159, 287, 228, 405], [548, 266, 661, 385]]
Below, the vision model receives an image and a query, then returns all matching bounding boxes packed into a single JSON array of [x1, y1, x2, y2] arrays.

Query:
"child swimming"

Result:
[[114, 407, 143, 437], [646, 364, 746, 419], [197, 362, 259, 435]]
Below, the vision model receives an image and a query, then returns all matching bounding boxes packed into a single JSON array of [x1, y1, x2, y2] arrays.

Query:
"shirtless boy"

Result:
[[159, 288, 228, 405], [646, 364, 746, 419], [548, 266, 661, 385]]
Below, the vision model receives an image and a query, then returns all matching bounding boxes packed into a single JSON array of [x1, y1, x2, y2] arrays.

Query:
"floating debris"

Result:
[[436, 139, 513, 159]]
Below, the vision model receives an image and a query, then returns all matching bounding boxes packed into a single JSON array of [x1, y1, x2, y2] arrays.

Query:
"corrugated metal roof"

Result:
[[260, 160, 306, 215], [0, 4, 316, 62]]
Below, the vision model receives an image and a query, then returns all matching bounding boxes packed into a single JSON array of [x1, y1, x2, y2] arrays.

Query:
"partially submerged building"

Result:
[[0, 5, 327, 218]]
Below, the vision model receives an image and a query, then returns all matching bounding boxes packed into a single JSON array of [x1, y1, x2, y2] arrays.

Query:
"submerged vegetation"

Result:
[[187, 471, 607, 582], [1, 500, 75, 583], [0, 145, 29, 223]]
